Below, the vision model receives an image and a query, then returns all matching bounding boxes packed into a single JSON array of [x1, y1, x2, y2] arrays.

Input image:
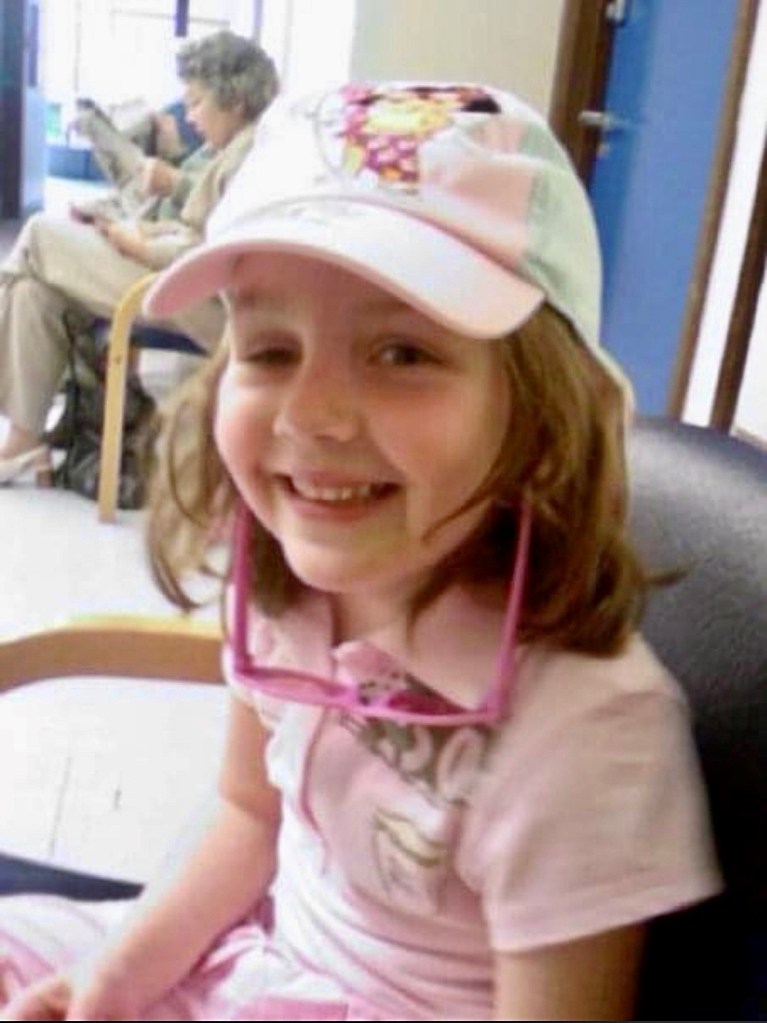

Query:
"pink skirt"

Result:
[[0, 895, 388, 1021]]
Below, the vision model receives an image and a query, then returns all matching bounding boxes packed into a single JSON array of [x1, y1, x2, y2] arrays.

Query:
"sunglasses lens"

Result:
[[236, 664, 477, 723]]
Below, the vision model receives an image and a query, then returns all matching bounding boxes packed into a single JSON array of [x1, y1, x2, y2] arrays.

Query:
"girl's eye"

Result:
[[235, 337, 298, 367], [375, 340, 437, 367], [247, 346, 297, 367]]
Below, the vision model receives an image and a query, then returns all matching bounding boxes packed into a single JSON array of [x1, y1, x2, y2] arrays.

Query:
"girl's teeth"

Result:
[[293, 480, 377, 502]]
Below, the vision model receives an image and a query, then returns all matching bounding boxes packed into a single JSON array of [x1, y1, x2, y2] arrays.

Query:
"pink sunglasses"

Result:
[[230, 501, 531, 727]]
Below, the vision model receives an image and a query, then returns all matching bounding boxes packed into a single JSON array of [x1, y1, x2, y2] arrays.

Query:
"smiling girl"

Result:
[[0, 81, 721, 1022]]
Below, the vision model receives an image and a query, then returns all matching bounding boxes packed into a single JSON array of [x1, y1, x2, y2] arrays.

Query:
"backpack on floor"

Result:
[[49, 310, 157, 510]]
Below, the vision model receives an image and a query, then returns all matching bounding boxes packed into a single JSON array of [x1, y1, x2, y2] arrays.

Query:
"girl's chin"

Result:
[[283, 557, 382, 595], [282, 547, 420, 602]]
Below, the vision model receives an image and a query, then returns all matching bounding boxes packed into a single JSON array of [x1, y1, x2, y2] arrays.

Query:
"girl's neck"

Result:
[[327, 576, 507, 645], [329, 593, 409, 644]]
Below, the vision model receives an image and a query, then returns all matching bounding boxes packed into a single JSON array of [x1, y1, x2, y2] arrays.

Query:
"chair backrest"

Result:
[[628, 417, 767, 1020], [93, 319, 202, 355], [94, 271, 208, 521], [126, 324, 204, 354]]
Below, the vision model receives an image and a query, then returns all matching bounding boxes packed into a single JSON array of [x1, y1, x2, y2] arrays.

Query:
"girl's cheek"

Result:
[[213, 376, 246, 467], [215, 405, 249, 474], [214, 376, 271, 474], [213, 406, 233, 465]]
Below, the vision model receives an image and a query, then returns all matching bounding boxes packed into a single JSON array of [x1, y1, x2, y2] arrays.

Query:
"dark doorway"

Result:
[[0, 0, 46, 219]]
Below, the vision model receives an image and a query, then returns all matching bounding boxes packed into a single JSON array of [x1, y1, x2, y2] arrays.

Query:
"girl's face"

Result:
[[216, 254, 510, 634], [182, 79, 245, 149]]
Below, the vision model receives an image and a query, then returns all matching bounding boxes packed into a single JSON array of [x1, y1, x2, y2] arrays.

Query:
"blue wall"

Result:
[[589, 0, 740, 414]]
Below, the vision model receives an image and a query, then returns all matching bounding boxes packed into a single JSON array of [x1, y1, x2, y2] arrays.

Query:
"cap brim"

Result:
[[144, 201, 544, 340]]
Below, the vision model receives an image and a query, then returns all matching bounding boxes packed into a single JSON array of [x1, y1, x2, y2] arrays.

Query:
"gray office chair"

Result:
[[629, 417, 767, 1020], [0, 417, 765, 1019]]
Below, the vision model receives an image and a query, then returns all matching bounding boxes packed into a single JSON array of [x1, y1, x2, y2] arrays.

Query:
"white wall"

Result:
[[683, 0, 767, 438], [349, 0, 565, 115], [735, 275, 767, 441], [42, 0, 261, 112], [731, 0, 767, 444], [261, 0, 357, 98]]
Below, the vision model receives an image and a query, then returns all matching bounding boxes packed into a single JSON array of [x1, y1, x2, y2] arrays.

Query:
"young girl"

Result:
[[0, 82, 721, 1021]]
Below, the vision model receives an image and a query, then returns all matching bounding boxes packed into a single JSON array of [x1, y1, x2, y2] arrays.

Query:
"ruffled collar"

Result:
[[244, 583, 511, 712]]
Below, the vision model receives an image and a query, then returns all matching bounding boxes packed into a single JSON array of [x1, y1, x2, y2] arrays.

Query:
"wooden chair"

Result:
[[0, 614, 223, 693], [0, 613, 223, 896], [96, 273, 205, 523]]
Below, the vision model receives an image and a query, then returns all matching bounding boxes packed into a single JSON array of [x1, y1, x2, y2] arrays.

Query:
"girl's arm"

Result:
[[493, 923, 645, 1021], [75, 695, 281, 1016]]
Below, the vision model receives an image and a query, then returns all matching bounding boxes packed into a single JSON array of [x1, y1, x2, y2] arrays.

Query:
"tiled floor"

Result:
[[0, 183, 227, 884], [0, 471, 228, 886]]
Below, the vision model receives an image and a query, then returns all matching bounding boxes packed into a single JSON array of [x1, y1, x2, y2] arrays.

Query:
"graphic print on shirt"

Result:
[[340, 690, 495, 908], [341, 702, 492, 807], [372, 809, 450, 910]]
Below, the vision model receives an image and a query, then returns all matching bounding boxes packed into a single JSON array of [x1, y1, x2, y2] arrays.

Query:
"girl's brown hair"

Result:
[[146, 305, 648, 656]]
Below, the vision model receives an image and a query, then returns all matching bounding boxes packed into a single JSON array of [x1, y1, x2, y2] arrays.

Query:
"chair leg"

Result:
[[98, 332, 130, 522], [97, 275, 156, 522]]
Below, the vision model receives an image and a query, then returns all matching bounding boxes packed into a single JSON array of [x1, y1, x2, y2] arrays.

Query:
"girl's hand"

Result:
[[0, 972, 71, 1020], [0, 967, 142, 1022]]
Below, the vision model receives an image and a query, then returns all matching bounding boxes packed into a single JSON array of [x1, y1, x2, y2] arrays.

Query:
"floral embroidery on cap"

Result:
[[314, 84, 501, 192]]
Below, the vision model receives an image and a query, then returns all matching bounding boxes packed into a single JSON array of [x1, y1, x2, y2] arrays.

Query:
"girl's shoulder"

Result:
[[458, 634, 722, 950], [513, 633, 686, 724], [478, 634, 701, 823]]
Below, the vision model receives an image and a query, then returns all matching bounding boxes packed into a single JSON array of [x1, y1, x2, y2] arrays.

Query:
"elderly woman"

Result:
[[0, 29, 277, 483]]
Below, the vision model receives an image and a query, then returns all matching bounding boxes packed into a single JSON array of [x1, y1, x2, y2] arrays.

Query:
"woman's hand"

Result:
[[141, 157, 180, 198], [151, 113, 185, 163], [68, 204, 95, 225], [94, 219, 147, 263]]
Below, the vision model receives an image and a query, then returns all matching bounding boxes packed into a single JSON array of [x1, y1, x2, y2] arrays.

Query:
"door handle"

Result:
[[577, 110, 625, 133], [606, 0, 631, 24]]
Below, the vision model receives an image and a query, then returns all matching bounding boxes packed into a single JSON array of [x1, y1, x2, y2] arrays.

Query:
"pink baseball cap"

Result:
[[144, 81, 630, 394]]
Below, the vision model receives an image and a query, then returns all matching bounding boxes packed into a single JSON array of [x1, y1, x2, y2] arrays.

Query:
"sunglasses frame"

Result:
[[230, 500, 531, 727]]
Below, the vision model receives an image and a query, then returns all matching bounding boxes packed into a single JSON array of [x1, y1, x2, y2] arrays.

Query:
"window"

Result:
[[43, 0, 259, 130], [41, 0, 354, 146]]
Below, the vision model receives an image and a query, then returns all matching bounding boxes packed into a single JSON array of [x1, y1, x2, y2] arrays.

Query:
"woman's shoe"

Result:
[[0, 446, 53, 487]]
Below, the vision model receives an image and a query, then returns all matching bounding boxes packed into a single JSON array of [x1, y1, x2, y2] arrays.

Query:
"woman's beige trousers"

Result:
[[0, 213, 222, 435]]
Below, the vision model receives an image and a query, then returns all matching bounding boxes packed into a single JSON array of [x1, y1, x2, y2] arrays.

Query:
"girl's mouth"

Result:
[[279, 475, 397, 506]]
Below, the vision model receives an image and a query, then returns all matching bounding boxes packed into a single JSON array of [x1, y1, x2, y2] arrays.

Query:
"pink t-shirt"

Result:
[[225, 586, 722, 1021]]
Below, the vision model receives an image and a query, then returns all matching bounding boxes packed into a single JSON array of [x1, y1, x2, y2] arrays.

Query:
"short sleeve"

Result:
[[222, 642, 287, 732], [457, 640, 723, 952]]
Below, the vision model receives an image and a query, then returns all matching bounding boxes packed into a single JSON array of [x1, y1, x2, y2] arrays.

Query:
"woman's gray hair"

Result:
[[176, 30, 278, 122]]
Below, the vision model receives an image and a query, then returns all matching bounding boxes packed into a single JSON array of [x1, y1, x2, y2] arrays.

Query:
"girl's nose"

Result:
[[273, 363, 360, 444]]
